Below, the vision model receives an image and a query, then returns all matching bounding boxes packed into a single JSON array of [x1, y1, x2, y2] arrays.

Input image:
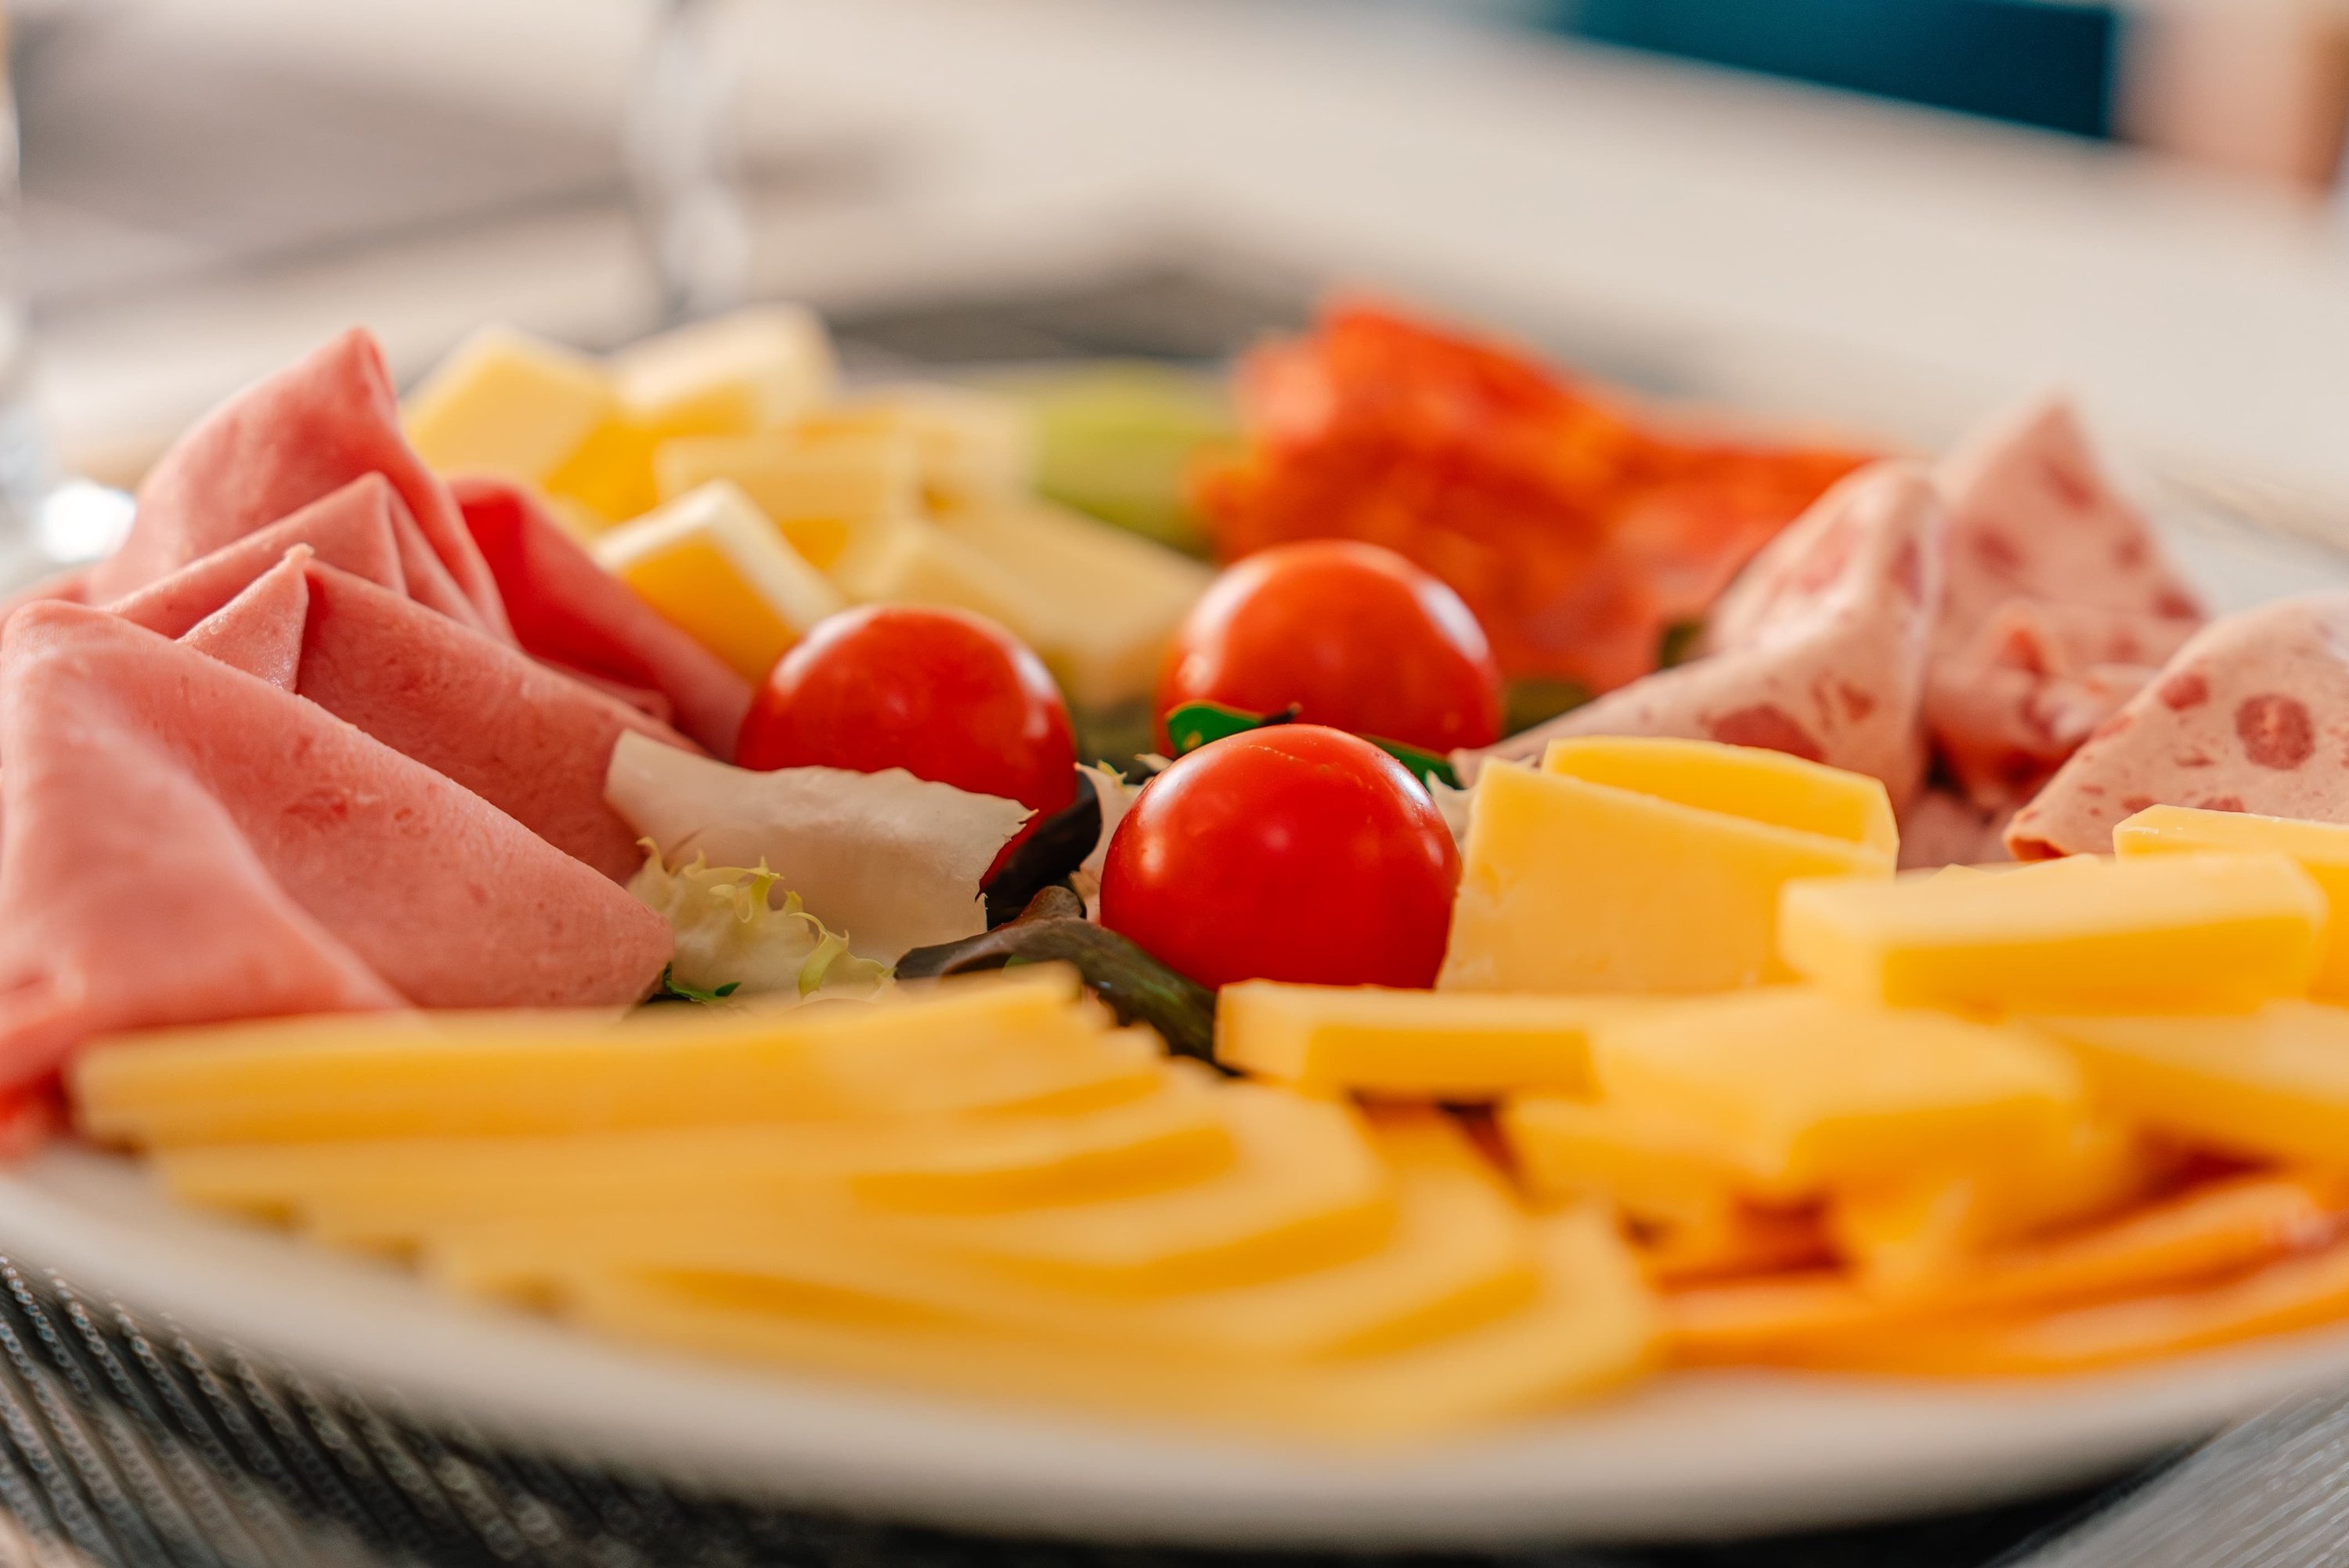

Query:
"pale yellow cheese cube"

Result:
[[614, 305, 835, 438], [590, 481, 843, 683], [933, 498, 1211, 708], [1217, 981, 1651, 1098], [832, 517, 1067, 653], [2116, 805, 2349, 1001], [653, 428, 922, 574], [829, 384, 1033, 508], [402, 325, 617, 482], [2029, 1002, 2349, 1166], [1438, 759, 1893, 995], [1780, 852, 2326, 1015], [1586, 988, 2084, 1198], [1542, 736, 1898, 862]]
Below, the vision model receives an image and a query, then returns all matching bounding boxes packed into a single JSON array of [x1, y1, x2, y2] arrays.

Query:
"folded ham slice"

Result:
[[194, 557, 698, 880], [0, 604, 669, 1088], [1925, 395, 2204, 806], [2006, 594, 2349, 858], [86, 328, 511, 639], [1463, 462, 1945, 804], [453, 478, 753, 759], [105, 474, 407, 638], [179, 551, 309, 689]]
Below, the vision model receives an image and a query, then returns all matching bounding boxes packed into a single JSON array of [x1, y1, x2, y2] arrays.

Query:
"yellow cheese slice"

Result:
[[932, 498, 1211, 708], [590, 479, 844, 682], [429, 1082, 1394, 1298], [2028, 1001, 2349, 1166], [157, 1066, 1232, 1239], [652, 428, 921, 573], [1438, 759, 1892, 995], [557, 1203, 1653, 1442], [402, 325, 617, 483], [613, 305, 835, 438], [1779, 851, 2326, 1014], [1542, 736, 1899, 861], [72, 970, 1160, 1147], [1586, 988, 2084, 1199], [1217, 981, 1651, 1098], [430, 1109, 1528, 1365], [829, 517, 1067, 650], [2116, 805, 2349, 1002], [1500, 1093, 1745, 1242]]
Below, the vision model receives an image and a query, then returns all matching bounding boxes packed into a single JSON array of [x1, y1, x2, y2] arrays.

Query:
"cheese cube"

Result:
[[2030, 1002, 2349, 1166], [2116, 805, 2349, 1001], [1542, 737, 1898, 862], [590, 481, 843, 683], [653, 428, 922, 573], [1501, 1094, 1744, 1241], [832, 517, 1066, 649], [543, 420, 661, 528], [613, 305, 835, 438], [1780, 852, 2326, 1015], [1438, 754, 1893, 995], [402, 325, 617, 482], [1586, 989, 2084, 1198], [829, 384, 1033, 508], [1218, 981, 1651, 1098], [933, 497, 1211, 708]]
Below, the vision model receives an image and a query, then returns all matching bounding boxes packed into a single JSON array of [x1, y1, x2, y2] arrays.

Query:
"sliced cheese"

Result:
[[590, 479, 843, 682], [830, 516, 1066, 644], [2116, 805, 2349, 1002], [1542, 736, 1899, 862], [652, 428, 921, 573], [1780, 852, 2326, 1014], [827, 384, 1032, 508], [1438, 756, 1892, 995], [1586, 988, 2084, 1199], [1500, 1093, 1745, 1242], [1218, 981, 1650, 1098], [614, 305, 835, 438]]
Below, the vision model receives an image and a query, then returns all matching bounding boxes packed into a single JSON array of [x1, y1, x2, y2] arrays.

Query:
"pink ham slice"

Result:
[[1463, 462, 1946, 805], [1925, 395, 2204, 806], [0, 604, 669, 1089], [85, 328, 511, 639], [452, 477, 752, 759], [105, 474, 408, 638], [2007, 593, 2349, 858], [179, 551, 309, 689], [1896, 788, 2014, 871], [195, 557, 699, 880]]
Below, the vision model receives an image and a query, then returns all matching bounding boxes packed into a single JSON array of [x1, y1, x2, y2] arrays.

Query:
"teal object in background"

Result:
[[1552, 0, 2120, 139]]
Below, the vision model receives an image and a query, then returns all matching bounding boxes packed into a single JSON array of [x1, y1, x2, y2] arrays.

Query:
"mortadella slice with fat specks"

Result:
[[87, 327, 511, 637], [2007, 594, 2349, 859], [1463, 461, 1946, 805], [0, 604, 669, 1090], [1925, 395, 2204, 807], [453, 477, 753, 759]]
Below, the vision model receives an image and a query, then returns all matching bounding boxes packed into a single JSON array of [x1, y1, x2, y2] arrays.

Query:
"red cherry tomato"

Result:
[[737, 606, 1077, 874], [1159, 540, 1503, 754], [1099, 725, 1460, 989]]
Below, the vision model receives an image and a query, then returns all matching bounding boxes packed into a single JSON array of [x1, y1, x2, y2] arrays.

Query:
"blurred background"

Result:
[[10, 0, 2349, 523]]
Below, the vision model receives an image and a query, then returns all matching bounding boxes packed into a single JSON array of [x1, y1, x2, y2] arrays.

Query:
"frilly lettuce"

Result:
[[630, 845, 890, 1004], [1071, 761, 1142, 920]]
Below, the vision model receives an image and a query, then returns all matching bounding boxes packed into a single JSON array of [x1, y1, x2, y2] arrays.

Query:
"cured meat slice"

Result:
[[86, 328, 511, 637], [1925, 396, 2205, 806], [0, 604, 669, 1088], [1896, 788, 2013, 871], [106, 474, 407, 639], [453, 477, 752, 758], [292, 561, 699, 880], [179, 551, 309, 690], [1465, 463, 1945, 804], [2007, 595, 2349, 859]]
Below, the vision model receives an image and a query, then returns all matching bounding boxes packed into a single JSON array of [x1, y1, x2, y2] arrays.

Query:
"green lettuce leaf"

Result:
[[630, 843, 890, 1006]]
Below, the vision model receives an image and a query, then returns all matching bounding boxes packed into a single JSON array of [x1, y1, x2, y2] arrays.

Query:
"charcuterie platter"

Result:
[[5, 298, 2349, 1544]]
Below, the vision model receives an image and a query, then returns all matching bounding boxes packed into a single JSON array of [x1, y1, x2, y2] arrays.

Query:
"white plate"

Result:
[[5, 487, 2347, 1550]]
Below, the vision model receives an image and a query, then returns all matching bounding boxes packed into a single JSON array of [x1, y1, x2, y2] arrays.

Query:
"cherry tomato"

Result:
[[738, 606, 1077, 874], [1099, 725, 1460, 989], [1159, 540, 1503, 754]]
